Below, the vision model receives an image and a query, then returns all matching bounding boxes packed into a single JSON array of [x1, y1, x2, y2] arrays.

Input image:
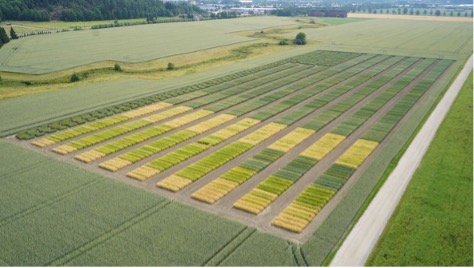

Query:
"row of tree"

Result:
[[355, 8, 473, 17], [0, 0, 204, 22]]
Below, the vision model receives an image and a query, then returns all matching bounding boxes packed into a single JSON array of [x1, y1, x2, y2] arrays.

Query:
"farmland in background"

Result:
[[304, 19, 472, 59], [0, 16, 472, 266], [0, 16, 298, 74], [367, 72, 473, 266]]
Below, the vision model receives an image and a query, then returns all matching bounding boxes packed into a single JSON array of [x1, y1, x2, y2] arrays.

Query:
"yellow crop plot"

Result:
[[99, 158, 132, 172], [31, 102, 174, 148], [335, 139, 379, 168], [74, 150, 106, 163], [127, 166, 161, 182], [51, 144, 77, 155], [157, 175, 193, 192], [239, 122, 286, 145], [300, 133, 346, 160], [163, 110, 214, 128], [268, 128, 315, 152], [188, 114, 236, 133], [191, 178, 240, 204], [121, 102, 173, 118], [145, 106, 193, 123], [211, 118, 260, 140]]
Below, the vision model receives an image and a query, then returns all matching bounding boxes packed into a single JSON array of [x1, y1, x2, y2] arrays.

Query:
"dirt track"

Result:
[[330, 55, 473, 266]]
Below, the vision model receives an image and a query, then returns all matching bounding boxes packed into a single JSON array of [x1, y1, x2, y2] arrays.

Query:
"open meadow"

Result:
[[0, 16, 472, 266]]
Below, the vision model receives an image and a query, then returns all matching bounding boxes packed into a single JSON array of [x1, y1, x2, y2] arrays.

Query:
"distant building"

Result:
[[309, 9, 348, 18]]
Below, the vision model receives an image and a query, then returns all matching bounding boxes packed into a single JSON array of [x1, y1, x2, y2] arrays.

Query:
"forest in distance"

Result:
[[0, 0, 203, 22]]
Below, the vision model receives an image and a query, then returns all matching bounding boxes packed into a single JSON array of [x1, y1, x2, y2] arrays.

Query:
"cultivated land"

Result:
[[367, 71, 473, 266], [0, 17, 298, 74], [17, 50, 453, 242], [348, 12, 473, 22], [0, 16, 472, 266]]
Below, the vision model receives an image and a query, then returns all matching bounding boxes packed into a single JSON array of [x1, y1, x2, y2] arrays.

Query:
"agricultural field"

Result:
[[0, 16, 298, 74], [14, 49, 454, 243], [305, 19, 472, 59], [0, 16, 472, 266]]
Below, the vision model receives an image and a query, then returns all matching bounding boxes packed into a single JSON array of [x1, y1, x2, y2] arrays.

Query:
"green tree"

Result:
[[70, 73, 80, 82], [114, 63, 122, 72], [293, 32, 306, 45], [435, 10, 441, 16], [167, 62, 175, 70], [10, 27, 18, 39], [0, 27, 10, 45]]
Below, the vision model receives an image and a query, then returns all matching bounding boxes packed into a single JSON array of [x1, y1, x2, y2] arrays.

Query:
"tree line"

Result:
[[0, 0, 204, 22]]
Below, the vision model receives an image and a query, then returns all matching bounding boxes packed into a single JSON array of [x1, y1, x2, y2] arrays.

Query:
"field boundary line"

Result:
[[0, 179, 103, 228], [290, 243, 309, 266], [330, 55, 473, 266], [202, 227, 256, 266], [0, 159, 50, 182], [48, 200, 171, 266]]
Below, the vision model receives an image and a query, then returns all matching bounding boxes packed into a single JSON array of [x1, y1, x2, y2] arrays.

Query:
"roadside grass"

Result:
[[366, 71, 473, 266]]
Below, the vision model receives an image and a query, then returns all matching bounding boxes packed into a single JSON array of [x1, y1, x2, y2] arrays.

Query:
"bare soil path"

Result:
[[330, 55, 473, 266]]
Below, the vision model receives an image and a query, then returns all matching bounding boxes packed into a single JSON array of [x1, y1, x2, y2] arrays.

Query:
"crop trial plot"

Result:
[[19, 50, 452, 240]]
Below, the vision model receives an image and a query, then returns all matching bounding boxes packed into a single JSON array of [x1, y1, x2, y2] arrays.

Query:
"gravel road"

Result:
[[330, 55, 473, 266]]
